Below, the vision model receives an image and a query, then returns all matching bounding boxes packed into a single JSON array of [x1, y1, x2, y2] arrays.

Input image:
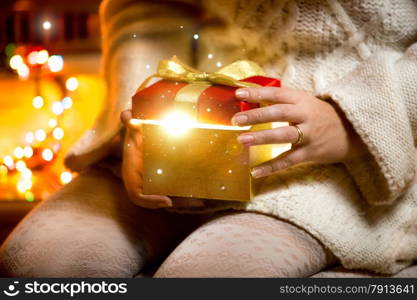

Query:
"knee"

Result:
[[0, 219, 145, 278]]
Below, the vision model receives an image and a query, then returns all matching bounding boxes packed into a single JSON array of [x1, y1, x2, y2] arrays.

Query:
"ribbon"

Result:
[[137, 56, 265, 92]]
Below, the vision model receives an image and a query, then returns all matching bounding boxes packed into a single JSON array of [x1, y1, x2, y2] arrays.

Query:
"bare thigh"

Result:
[[0, 167, 205, 278], [155, 211, 338, 277]]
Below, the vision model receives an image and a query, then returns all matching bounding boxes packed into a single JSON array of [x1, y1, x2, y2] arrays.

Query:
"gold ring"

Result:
[[292, 125, 304, 146]]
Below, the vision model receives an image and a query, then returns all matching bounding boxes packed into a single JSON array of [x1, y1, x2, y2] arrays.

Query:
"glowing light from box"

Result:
[[42, 20, 52, 30], [52, 101, 64, 115], [48, 55, 64, 72], [208, 53, 213, 59], [136, 119, 251, 131], [161, 110, 196, 137], [156, 169, 163, 175], [9, 55, 23, 70], [66, 77, 78, 91], [42, 149, 53, 161], [32, 96, 44, 109], [52, 127, 64, 140], [36, 50, 49, 64], [60, 171, 73, 184], [35, 129, 46, 142], [193, 34, 199, 40]]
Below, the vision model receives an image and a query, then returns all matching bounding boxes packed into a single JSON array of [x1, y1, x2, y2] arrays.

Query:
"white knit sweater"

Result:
[[65, 0, 417, 274]]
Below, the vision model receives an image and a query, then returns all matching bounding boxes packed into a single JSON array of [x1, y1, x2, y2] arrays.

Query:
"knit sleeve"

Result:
[[65, 0, 201, 171], [318, 43, 417, 205]]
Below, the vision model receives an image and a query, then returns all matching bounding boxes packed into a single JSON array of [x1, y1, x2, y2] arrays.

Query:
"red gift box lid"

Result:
[[132, 76, 280, 126]]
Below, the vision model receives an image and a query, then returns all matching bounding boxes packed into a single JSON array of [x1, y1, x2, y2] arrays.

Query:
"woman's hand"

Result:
[[232, 87, 367, 178], [121, 110, 173, 208], [121, 110, 204, 209]]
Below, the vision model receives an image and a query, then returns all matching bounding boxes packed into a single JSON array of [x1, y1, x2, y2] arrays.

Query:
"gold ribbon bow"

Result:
[[137, 56, 265, 92]]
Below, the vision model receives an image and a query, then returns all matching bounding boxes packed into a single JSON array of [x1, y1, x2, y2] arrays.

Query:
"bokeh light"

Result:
[[36, 50, 49, 64], [35, 129, 46, 142], [60, 171, 73, 184], [48, 55, 64, 72], [65, 77, 79, 91], [41, 149, 54, 161], [32, 96, 44, 109], [52, 101, 64, 115], [9, 55, 23, 70], [42, 20, 52, 30], [52, 127, 64, 140]]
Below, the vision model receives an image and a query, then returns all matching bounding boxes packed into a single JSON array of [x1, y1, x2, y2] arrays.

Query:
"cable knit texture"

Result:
[[65, 0, 417, 274]]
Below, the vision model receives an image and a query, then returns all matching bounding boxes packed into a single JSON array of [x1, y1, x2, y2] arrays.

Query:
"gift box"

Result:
[[131, 57, 290, 202]]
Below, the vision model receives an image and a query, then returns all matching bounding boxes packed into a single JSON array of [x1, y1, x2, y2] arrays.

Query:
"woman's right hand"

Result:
[[121, 110, 173, 208], [121, 110, 204, 209]]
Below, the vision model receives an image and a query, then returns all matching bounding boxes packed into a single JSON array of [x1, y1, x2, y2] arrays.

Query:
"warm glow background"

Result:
[[0, 75, 105, 200], [0, 0, 104, 202]]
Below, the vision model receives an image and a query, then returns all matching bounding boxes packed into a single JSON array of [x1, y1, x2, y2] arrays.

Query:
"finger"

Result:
[[237, 125, 301, 146], [120, 109, 132, 125], [121, 110, 143, 132], [235, 87, 299, 104], [232, 104, 303, 126], [129, 193, 173, 209], [251, 148, 307, 178], [122, 126, 172, 208]]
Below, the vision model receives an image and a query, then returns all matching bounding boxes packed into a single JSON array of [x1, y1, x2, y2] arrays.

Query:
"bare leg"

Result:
[[155, 211, 337, 277], [0, 167, 204, 278]]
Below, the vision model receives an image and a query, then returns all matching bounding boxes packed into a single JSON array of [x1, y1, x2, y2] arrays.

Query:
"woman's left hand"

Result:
[[232, 87, 367, 178]]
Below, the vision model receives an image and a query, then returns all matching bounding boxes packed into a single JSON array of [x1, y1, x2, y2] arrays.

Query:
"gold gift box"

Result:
[[132, 57, 290, 202], [138, 118, 289, 202]]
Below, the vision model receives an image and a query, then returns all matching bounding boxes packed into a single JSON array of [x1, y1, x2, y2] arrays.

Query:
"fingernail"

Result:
[[236, 89, 249, 99], [237, 134, 254, 146], [251, 167, 265, 178], [232, 114, 248, 125]]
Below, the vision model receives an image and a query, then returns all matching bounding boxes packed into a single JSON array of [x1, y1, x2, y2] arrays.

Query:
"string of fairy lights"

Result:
[[1, 46, 77, 202]]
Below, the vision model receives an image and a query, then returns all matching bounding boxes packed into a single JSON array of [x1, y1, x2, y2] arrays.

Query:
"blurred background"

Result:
[[0, 0, 104, 243]]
